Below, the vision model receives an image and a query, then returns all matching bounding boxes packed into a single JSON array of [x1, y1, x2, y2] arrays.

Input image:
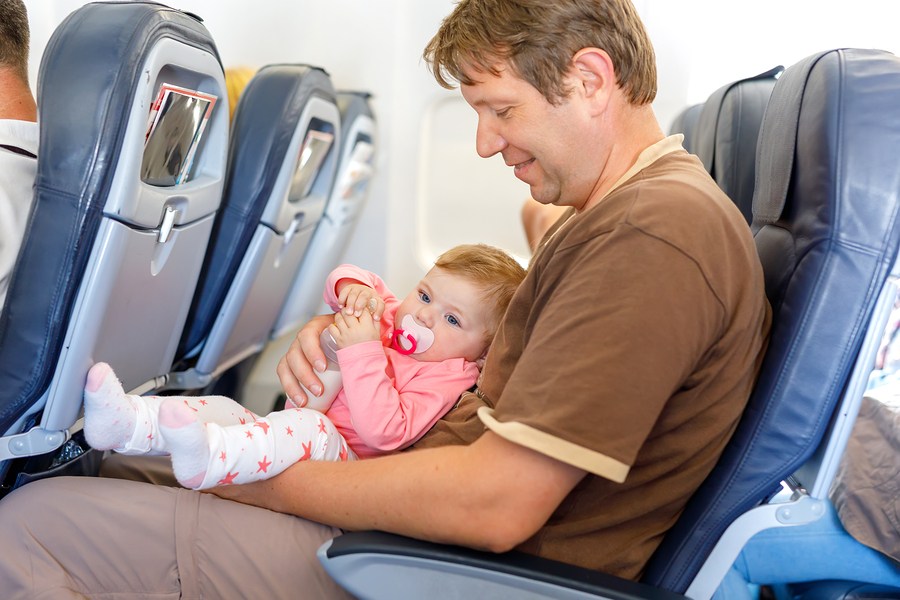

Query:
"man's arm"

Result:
[[208, 429, 586, 553]]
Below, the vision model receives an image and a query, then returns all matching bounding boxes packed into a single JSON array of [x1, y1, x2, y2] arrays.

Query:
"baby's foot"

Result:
[[158, 399, 210, 489], [83, 363, 137, 451]]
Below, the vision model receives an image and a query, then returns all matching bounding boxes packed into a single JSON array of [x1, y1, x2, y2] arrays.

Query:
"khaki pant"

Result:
[[0, 455, 355, 599]]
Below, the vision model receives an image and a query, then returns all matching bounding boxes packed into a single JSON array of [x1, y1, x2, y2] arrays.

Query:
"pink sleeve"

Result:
[[336, 342, 480, 452], [323, 264, 399, 312]]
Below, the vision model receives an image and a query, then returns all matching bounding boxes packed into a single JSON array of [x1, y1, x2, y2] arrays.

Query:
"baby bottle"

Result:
[[298, 329, 343, 413]]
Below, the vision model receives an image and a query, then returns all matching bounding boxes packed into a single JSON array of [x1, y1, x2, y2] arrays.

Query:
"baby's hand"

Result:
[[329, 310, 381, 349], [338, 283, 385, 321]]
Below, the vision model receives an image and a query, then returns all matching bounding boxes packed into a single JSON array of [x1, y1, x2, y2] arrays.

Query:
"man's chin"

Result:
[[530, 187, 560, 206]]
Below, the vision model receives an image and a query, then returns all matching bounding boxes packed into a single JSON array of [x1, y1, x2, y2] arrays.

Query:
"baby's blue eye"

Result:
[[446, 315, 459, 327], [419, 291, 430, 303]]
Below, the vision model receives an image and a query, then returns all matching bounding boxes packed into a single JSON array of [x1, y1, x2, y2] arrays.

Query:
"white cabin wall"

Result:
[[21, 0, 900, 299]]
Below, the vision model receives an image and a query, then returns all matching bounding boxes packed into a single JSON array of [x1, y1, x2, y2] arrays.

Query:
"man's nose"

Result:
[[475, 115, 508, 158]]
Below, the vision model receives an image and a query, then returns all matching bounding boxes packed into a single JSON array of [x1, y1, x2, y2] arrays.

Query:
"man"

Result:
[[0, 0, 38, 309], [0, 0, 770, 597]]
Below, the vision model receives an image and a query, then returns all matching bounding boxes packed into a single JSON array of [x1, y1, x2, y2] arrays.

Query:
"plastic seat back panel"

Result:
[[0, 2, 225, 440]]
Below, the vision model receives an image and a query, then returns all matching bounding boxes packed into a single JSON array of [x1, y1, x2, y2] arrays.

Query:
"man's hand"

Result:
[[329, 310, 381, 349], [338, 283, 385, 321], [276, 314, 334, 408]]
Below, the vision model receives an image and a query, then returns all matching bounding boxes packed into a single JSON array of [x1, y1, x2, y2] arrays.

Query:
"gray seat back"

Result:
[[0, 2, 227, 469]]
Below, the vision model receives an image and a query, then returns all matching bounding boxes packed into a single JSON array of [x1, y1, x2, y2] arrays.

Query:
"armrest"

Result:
[[317, 530, 687, 600]]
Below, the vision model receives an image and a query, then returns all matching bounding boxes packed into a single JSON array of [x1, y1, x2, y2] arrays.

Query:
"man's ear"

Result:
[[476, 346, 490, 370], [571, 48, 616, 115]]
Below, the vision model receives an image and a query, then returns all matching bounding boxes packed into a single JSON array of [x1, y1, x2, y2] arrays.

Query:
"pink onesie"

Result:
[[322, 265, 480, 458]]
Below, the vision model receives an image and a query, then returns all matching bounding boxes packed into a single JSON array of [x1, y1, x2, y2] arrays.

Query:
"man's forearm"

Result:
[[209, 431, 586, 552]]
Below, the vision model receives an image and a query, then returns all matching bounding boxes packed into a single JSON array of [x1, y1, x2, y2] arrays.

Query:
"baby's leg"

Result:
[[82, 362, 260, 455], [158, 401, 356, 490]]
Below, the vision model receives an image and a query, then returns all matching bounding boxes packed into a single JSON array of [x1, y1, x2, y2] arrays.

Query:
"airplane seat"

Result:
[[271, 91, 375, 342], [314, 48, 900, 600], [790, 581, 900, 600], [691, 66, 782, 225], [668, 102, 703, 153], [169, 65, 341, 392], [0, 2, 227, 490]]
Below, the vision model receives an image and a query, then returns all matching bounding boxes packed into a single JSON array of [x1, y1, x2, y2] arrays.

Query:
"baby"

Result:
[[82, 244, 526, 489]]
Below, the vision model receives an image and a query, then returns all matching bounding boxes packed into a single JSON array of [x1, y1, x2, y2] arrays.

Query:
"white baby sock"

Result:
[[83, 362, 263, 457], [82, 362, 142, 452], [157, 399, 211, 489]]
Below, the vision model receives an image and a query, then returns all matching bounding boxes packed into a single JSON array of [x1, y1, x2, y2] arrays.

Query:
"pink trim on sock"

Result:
[[181, 471, 207, 489], [158, 399, 199, 429], [85, 363, 112, 393]]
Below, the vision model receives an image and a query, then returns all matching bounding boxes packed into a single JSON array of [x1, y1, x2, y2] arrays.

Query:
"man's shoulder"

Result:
[[620, 150, 734, 224], [595, 151, 750, 253]]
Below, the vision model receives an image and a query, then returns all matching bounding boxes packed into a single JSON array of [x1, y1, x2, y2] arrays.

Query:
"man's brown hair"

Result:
[[423, 0, 656, 106], [434, 243, 526, 340], [0, 0, 29, 84]]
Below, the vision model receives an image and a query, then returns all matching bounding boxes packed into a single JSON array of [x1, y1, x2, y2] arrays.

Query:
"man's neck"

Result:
[[0, 68, 37, 122], [580, 102, 665, 213]]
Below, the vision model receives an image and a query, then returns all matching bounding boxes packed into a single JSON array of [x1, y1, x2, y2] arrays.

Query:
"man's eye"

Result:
[[419, 291, 430, 303], [496, 108, 510, 118], [446, 315, 459, 327]]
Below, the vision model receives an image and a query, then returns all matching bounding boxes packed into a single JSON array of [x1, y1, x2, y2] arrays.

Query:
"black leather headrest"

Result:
[[694, 66, 782, 224], [644, 49, 900, 592]]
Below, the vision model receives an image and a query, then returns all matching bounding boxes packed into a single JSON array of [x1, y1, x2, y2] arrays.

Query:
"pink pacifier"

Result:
[[392, 314, 434, 356]]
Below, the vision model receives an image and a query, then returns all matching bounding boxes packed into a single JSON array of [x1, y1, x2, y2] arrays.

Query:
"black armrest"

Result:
[[319, 531, 687, 600]]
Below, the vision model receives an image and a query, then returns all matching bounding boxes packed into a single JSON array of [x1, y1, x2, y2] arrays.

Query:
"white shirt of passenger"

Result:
[[0, 118, 39, 309]]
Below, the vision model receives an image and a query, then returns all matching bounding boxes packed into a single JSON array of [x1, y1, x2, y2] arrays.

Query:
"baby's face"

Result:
[[394, 268, 493, 363]]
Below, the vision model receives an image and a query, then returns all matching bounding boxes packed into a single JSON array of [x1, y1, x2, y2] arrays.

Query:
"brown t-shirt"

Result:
[[412, 138, 771, 580]]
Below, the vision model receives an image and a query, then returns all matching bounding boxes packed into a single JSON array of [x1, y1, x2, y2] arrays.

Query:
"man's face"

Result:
[[393, 268, 493, 364], [459, 63, 598, 211]]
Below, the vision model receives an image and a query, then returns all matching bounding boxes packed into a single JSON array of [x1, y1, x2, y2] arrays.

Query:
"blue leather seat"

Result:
[[0, 2, 227, 486], [691, 66, 781, 225], [272, 91, 376, 340], [169, 65, 341, 391], [316, 48, 900, 600]]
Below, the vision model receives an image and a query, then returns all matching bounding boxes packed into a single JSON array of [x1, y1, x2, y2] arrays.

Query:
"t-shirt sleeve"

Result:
[[482, 224, 724, 482], [323, 264, 399, 312]]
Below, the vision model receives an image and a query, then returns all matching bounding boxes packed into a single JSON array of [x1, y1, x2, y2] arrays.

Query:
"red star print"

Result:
[[244, 409, 257, 422], [317, 419, 327, 434], [217, 471, 239, 485], [183, 400, 198, 412], [253, 421, 270, 434], [199, 399, 208, 406], [245, 430, 254, 439], [300, 441, 312, 461], [239, 417, 246, 425], [219, 451, 226, 462], [257, 456, 272, 473], [339, 446, 348, 462], [285, 427, 294, 436]]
